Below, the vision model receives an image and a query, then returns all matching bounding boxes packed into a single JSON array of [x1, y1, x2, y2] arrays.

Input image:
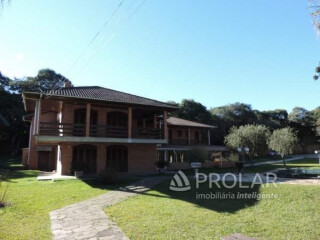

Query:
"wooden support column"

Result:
[[36, 99, 41, 135], [85, 103, 91, 137], [188, 127, 191, 145], [153, 114, 157, 128], [128, 107, 132, 138], [208, 129, 211, 146], [33, 100, 38, 135], [163, 110, 168, 140]]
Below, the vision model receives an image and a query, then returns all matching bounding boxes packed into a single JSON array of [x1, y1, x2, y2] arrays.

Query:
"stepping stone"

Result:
[[221, 233, 258, 240]]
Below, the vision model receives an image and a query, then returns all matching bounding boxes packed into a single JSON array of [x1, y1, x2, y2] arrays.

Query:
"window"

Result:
[[106, 145, 128, 172], [177, 130, 182, 137], [72, 144, 97, 174], [185, 130, 189, 138]]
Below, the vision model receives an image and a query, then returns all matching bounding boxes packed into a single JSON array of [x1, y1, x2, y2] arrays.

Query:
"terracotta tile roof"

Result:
[[167, 117, 216, 128], [37, 86, 178, 109]]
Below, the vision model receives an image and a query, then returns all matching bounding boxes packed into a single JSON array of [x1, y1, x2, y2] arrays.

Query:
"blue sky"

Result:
[[0, 0, 320, 112]]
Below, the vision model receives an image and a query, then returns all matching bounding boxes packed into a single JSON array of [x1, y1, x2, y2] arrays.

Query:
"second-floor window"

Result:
[[107, 111, 128, 127]]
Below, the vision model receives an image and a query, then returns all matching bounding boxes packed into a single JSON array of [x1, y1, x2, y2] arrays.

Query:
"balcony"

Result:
[[39, 122, 164, 140], [40, 122, 86, 136]]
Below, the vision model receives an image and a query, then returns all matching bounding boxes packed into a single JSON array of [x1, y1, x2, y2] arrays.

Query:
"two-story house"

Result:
[[22, 84, 177, 175]]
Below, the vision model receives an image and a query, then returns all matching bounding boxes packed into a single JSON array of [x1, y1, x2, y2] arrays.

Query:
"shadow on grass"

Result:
[[0, 154, 26, 171], [91, 174, 263, 214], [145, 179, 261, 213]]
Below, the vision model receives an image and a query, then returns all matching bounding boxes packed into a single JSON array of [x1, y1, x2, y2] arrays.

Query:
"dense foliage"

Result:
[[170, 100, 318, 148], [0, 69, 70, 155]]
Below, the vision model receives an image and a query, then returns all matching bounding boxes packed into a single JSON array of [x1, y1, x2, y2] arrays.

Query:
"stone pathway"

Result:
[[50, 176, 167, 240]]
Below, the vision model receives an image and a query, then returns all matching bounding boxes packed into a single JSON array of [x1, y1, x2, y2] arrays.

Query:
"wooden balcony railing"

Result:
[[90, 125, 128, 138], [169, 139, 189, 145], [40, 122, 163, 139], [168, 138, 209, 146], [132, 127, 163, 139], [39, 122, 85, 136], [190, 139, 208, 145]]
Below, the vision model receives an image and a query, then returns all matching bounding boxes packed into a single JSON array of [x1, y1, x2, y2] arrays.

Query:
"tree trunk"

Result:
[[282, 155, 286, 167]]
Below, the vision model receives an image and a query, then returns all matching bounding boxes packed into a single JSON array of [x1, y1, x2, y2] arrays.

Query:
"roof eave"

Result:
[[167, 124, 217, 129], [22, 91, 179, 111]]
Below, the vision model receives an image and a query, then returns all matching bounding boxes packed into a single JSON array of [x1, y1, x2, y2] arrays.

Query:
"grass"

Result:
[[252, 155, 291, 163], [106, 179, 320, 240], [246, 157, 320, 173], [1, 154, 319, 239], [0, 155, 138, 240], [181, 157, 320, 176]]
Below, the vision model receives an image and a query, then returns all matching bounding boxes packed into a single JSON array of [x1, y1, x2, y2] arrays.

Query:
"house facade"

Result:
[[22, 84, 177, 175]]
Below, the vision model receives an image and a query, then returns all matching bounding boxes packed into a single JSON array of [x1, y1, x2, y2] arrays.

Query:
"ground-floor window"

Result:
[[72, 144, 97, 173], [106, 145, 128, 172]]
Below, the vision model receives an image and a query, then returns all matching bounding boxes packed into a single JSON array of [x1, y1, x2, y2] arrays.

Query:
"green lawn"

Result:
[[1, 155, 320, 239], [247, 157, 320, 173], [106, 179, 320, 240], [0, 155, 137, 240], [182, 157, 320, 176]]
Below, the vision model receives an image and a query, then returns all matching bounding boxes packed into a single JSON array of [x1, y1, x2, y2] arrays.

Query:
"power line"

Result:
[[68, 0, 126, 72], [47, 0, 148, 96], [78, 0, 148, 72], [47, 0, 127, 96]]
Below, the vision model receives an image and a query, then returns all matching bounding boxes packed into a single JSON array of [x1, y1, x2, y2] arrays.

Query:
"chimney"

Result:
[[64, 80, 71, 88]]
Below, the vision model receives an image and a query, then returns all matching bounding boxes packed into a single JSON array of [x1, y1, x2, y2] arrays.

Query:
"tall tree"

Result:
[[174, 99, 212, 124], [288, 107, 311, 126], [9, 69, 70, 93], [211, 103, 257, 127], [256, 109, 288, 130], [0, 69, 70, 155]]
